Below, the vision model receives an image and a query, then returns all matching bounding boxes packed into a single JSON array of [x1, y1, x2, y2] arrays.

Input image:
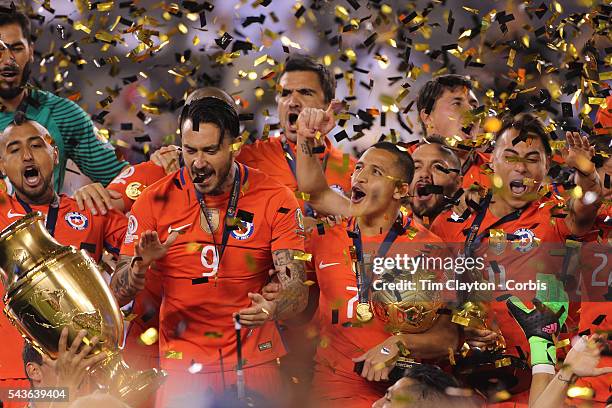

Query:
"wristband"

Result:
[[529, 336, 557, 366], [532, 364, 555, 375]]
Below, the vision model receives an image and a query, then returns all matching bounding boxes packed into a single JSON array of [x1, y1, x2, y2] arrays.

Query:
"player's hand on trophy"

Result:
[[296, 100, 342, 141], [464, 327, 499, 349], [234, 292, 277, 327], [151, 145, 181, 174], [43, 328, 108, 395], [74, 182, 123, 215], [352, 336, 403, 381]]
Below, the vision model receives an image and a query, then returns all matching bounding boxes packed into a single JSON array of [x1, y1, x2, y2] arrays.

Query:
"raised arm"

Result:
[[563, 132, 602, 235], [295, 105, 351, 217]]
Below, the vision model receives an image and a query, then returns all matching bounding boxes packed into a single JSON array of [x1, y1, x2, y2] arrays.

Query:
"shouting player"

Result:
[[291, 108, 460, 407], [110, 96, 308, 406], [430, 113, 602, 406], [0, 116, 127, 408]]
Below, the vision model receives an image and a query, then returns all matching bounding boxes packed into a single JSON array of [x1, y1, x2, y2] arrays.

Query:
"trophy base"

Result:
[[354, 357, 420, 383], [454, 349, 530, 396], [118, 368, 168, 407], [89, 353, 167, 407]]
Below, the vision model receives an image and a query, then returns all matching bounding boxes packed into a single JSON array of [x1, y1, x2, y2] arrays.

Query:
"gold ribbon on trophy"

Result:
[[0, 213, 166, 406]]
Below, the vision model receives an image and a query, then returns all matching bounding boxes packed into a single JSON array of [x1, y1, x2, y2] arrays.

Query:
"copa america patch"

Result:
[[230, 221, 254, 240], [64, 212, 89, 231], [512, 228, 537, 253], [295, 208, 305, 232], [124, 214, 139, 244]]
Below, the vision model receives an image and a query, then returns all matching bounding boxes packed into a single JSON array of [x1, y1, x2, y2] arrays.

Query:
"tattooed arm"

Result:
[[109, 254, 147, 306], [271, 249, 308, 320], [235, 249, 307, 327], [110, 230, 178, 306]]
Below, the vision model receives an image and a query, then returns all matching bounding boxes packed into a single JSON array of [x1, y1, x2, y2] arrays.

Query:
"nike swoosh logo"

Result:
[[168, 223, 192, 234], [319, 261, 340, 269], [7, 209, 26, 218]]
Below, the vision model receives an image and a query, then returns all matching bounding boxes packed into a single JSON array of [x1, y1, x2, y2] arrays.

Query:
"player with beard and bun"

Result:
[[111, 96, 308, 407], [0, 6, 128, 192], [0, 116, 127, 408]]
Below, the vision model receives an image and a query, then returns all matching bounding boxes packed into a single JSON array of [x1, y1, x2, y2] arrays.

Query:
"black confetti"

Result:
[[215, 32, 233, 50], [592, 314, 606, 326], [561, 102, 573, 118], [237, 209, 254, 223], [331, 309, 339, 324], [134, 135, 151, 143], [192, 277, 209, 285], [277, 207, 290, 214]]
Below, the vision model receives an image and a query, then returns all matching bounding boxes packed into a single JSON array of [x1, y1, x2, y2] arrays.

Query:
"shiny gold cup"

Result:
[[0, 212, 166, 406]]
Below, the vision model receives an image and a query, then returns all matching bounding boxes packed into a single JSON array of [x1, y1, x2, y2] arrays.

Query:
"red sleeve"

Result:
[[102, 209, 128, 257], [120, 191, 157, 257], [267, 186, 305, 253], [107, 162, 166, 212], [236, 143, 259, 168]]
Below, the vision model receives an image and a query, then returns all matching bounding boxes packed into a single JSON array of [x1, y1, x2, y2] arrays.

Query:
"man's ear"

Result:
[[419, 109, 433, 133], [394, 182, 410, 200], [25, 362, 42, 383], [52, 146, 59, 166]]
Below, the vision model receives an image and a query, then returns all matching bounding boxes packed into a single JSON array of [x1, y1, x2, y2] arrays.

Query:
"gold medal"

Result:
[[356, 302, 373, 322], [126, 182, 143, 200]]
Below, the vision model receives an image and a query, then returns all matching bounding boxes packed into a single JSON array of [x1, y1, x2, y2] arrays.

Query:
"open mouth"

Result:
[[415, 183, 434, 201], [192, 167, 214, 184], [0, 70, 18, 82], [351, 185, 367, 203], [509, 179, 527, 195], [23, 166, 40, 187], [287, 112, 299, 131]]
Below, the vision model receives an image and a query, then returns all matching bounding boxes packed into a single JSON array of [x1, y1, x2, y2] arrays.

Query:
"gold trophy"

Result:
[[0, 212, 166, 406], [452, 302, 530, 396], [360, 267, 443, 381]]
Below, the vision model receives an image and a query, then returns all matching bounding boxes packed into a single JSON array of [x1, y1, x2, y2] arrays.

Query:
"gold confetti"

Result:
[[507, 49, 516, 67], [303, 280, 316, 286], [139, 328, 158, 346], [295, 191, 311, 201], [293, 251, 312, 262], [492, 390, 511, 402], [165, 350, 183, 359], [495, 357, 512, 368], [567, 386, 594, 399], [555, 338, 571, 348], [204, 331, 223, 338], [254, 54, 268, 66], [483, 117, 502, 133]]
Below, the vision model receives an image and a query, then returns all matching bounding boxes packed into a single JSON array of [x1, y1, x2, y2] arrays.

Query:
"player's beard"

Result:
[[208, 159, 234, 196], [0, 61, 31, 100], [411, 197, 446, 220], [16, 172, 54, 205]]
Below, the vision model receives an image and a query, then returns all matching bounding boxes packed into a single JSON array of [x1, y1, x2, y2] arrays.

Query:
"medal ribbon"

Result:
[[16, 193, 61, 237]]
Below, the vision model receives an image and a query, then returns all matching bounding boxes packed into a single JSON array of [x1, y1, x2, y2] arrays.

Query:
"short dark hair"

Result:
[[179, 96, 240, 140], [0, 5, 32, 43], [22, 342, 42, 385], [397, 365, 480, 407], [414, 135, 462, 169], [370, 141, 415, 184], [495, 112, 552, 156], [280, 54, 336, 104], [417, 75, 473, 134]]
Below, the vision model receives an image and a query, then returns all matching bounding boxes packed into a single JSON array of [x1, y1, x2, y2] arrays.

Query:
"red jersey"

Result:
[[0, 193, 127, 382], [120, 163, 304, 373], [570, 206, 611, 405], [107, 161, 167, 212], [309, 214, 442, 404], [237, 136, 355, 211]]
